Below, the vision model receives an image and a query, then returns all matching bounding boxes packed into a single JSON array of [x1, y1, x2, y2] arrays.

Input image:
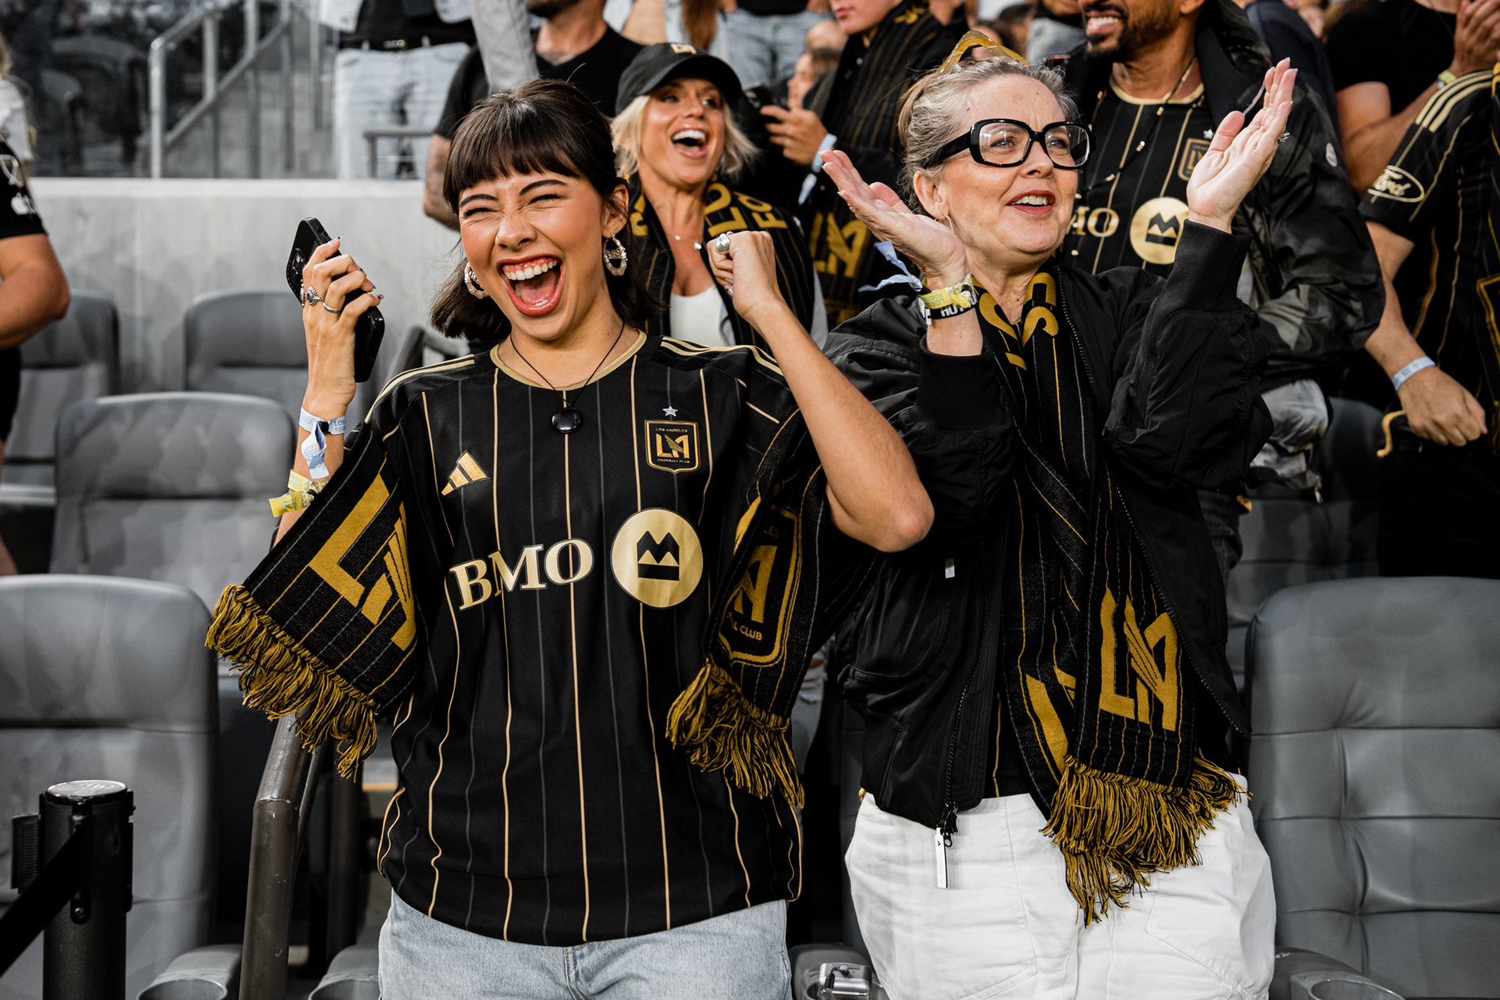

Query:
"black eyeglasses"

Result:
[[922, 118, 1092, 171]]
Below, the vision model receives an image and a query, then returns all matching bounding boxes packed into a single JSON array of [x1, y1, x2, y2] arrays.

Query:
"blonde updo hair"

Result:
[[612, 92, 759, 182], [898, 55, 1079, 196]]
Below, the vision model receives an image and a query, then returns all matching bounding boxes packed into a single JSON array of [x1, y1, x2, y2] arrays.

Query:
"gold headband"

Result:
[[939, 29, 1027, 72]]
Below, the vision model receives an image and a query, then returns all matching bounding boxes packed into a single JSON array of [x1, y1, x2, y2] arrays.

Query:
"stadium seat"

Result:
[[1248, 576, 1500, 999], [0, 576, 222, 1000], [183, 290, 373, 428], [3, 291, 118, 490], [1225, 398, 1383, 691], [49, 391, 292, 609]]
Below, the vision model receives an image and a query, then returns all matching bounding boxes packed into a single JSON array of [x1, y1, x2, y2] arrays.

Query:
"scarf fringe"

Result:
[[666, 662, 805, 810], [1042, 755, 1243, 924], [206, 585, 377, 779]]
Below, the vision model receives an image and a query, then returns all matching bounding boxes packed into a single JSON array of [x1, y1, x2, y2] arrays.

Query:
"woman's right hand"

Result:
[[300, 237, 381, 417], [821, 149, 970, 288]]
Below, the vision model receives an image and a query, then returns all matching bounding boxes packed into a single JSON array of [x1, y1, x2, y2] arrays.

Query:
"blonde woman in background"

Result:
[[0, 33, 33, 170]]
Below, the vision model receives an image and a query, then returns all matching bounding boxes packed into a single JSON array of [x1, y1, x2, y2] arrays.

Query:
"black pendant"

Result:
[[552, 408, 583, 434]]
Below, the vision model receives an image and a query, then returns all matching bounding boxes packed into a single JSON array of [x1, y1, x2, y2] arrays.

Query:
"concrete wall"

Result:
[[29, 178, 462, 393]]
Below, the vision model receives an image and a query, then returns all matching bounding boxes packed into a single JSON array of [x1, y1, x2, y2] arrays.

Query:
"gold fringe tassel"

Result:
[[1041, 755, 1243, 924], [206, 585, 378, 779], [666, 662, 805, 810]]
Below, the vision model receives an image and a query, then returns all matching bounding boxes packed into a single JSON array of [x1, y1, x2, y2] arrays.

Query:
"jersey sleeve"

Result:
[[0, 140, 45, 239], [207, 377, 427, 778], [1361, 71, 1492, 240]]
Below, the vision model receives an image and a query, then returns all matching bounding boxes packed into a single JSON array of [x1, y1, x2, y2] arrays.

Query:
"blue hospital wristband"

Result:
[[1391, 357, 1436, 392]]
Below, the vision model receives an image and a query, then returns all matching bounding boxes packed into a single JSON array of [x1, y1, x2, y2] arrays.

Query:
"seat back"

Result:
[[183, 290, 309, 423], [49, 391, 293, 610], [1225, 398, 1383, 689], [0, 576, 217, 1000], [4, 292, 118, 487], [1248, 577, 1500, 998]]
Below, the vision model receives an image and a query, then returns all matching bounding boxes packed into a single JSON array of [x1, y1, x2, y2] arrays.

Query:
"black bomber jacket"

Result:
[[1052, 0, 1383, 390], [827, 223, 1273, 830]]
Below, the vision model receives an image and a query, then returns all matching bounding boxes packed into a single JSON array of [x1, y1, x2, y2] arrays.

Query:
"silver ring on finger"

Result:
[[321, 301, 342, 315], [1278, 132, 1292, 144], [714, 234, 732, 254], [302, 286, 323, 306]]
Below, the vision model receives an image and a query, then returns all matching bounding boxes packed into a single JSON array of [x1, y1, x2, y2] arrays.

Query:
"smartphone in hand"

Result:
[[285, 217, 385, 383]]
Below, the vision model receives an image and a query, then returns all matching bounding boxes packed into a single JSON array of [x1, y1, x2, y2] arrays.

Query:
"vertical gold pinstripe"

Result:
[[723, 778, 753, 909], [563, 424, 593, 940], [1090, 104, 1146, 274], [377, 789, 404, 875], [1158, 108, 1196, 198], [492, 370, 518, 939], [629, 356, 673, 927], [421, 394, 456, 548]]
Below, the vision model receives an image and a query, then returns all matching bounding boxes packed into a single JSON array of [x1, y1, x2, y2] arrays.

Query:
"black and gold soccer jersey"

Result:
[[1361, 69, 1500, 449], [1067, 85, 1216, 276], [214, 334, 864, 946]]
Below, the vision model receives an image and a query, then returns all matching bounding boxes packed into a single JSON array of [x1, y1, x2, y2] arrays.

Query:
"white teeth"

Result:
[[673, 128, 706, 144], [502, 258, 560, 281], [1016, 195, 1051, 207]]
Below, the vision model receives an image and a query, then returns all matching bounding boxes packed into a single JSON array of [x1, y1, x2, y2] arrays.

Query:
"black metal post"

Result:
[[40, 780, 134, 1000]]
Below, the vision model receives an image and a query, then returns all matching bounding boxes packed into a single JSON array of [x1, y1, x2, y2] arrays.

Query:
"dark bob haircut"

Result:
[[430, 79, 654, 345]]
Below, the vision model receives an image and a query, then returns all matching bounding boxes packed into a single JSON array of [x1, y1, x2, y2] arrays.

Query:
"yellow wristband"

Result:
[[919, 276, 978, 320], [1439, 69, 1458, 89], [269, 471, 325, 518]]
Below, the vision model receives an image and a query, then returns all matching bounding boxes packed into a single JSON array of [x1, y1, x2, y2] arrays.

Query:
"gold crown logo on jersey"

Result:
[[636, 531, 681, 581], [440, 452, 489, 495], [647, 420, 699, 474], [1129, 197, 1189, 266]]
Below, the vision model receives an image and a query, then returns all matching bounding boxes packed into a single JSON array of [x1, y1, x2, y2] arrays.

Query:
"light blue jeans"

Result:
[[378, 890, 791, 999], [724, 9, 830, 90]]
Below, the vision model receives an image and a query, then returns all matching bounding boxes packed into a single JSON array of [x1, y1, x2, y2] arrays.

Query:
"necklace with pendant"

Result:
[[508, 320, 628, 434]]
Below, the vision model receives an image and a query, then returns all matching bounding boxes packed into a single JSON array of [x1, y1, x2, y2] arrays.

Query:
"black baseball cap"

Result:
[[614, 43, 746, 116]]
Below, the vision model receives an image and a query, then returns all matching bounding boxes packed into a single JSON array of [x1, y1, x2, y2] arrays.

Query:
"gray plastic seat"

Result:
[[1226, 398, 1383, 690], [0, 291, 118, 490], [184, 290, 373, 427], [1248, 576, 1500, 999], [0, 576, 218, 1000], [49, 391, 293, 611]]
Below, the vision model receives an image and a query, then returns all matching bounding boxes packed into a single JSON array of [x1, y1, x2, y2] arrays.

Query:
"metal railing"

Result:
[[148, 0, 321, 178]]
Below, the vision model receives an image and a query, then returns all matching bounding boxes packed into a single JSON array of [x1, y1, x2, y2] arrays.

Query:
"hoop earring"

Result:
[[603, 236, 628, 278], [463, 261, 488, 299]]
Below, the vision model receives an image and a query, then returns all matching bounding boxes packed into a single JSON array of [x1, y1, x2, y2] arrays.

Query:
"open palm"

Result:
[[1186, 60, 1298, 227], [821, 149, 968, 283]]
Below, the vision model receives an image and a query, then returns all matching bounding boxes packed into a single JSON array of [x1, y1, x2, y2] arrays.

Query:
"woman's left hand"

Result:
[[709, 231, 793, 332], [1186, 59, 1297, 231]]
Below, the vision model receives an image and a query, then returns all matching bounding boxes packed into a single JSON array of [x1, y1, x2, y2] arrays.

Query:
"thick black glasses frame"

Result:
[[922, 118, 1091, 170]]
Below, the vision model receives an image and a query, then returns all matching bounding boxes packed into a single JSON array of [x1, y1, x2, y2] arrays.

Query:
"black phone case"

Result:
[[285, 216, 385, 383]]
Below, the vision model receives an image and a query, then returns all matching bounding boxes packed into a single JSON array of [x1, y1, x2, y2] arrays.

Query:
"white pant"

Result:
[[332, 42, 469, 178], [845, 785, 1275, 1000]]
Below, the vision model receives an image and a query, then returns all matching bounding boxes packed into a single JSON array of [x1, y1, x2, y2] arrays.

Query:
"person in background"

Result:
[[612, 45, 827, 348], [725, 0, 832, 91], [0, 135, 68, 575], [1326, 0, 1500, 191], [764, 0, 965, 324], [327, 0, 474, 179], [978, 1, 1035, 52], [470, 0, 540, 89], [1293, 0, 1327, 38], [1028, 0, 1086, 59], [607, 0, 730, 57], [1058, 0, 1382, 578], [1240, 0, 1339, 139], [1359, 67, 1499, 577], [422, 0, 642, 228], [0, 33, 32, 171], [785, 43, 841, 109]]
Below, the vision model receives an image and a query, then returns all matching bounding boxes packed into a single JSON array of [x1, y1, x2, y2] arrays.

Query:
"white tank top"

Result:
[[669, 286, 729, 348]]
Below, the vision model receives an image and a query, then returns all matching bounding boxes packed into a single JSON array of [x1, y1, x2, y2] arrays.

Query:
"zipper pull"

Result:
[[933, 805, 958, 889]]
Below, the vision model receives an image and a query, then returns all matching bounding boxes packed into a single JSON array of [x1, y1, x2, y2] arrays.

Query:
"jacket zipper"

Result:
[[1056, 289, 1242, 731]]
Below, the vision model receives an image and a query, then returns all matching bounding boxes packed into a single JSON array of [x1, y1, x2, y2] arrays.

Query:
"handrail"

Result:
[[148, 0, 309, 178], [362, 126, 435, 178]]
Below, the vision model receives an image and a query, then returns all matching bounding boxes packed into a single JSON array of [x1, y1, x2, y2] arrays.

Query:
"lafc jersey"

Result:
[[1362, 69, 1500, 449], [1067, 84, 1215, 276], [361, 334, 815, 943]]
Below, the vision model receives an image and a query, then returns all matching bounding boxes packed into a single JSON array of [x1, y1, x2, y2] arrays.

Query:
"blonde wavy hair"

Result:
[[612, 91, 759, 182]]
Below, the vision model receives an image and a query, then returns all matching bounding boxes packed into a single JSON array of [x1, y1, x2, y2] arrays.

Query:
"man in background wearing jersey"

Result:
[[1054, 0, 1382, 578], [1360, 67, 1499, 577]]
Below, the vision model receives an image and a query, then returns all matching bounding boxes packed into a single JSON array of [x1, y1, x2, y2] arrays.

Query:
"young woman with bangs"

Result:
[[208, 78, 936, 999]]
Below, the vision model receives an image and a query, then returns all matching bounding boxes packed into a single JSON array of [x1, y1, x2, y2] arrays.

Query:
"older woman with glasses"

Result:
[[822, 48, 1298, 999], [611, 43, 826, 349]]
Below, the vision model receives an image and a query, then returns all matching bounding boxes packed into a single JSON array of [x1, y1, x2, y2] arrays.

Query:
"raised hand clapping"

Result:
[[1186, 60, 1298, 232]]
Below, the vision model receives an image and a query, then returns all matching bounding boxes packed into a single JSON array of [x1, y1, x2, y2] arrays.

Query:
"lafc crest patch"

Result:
[[1176, 138, 1210, 182], [647, 420, 700, 473], [720, 507, 802, 667]]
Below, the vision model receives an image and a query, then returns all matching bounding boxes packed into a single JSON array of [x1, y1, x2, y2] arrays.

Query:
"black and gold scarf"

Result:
[[625, 178, 818, 350], [984, 267, 1242, 921]]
